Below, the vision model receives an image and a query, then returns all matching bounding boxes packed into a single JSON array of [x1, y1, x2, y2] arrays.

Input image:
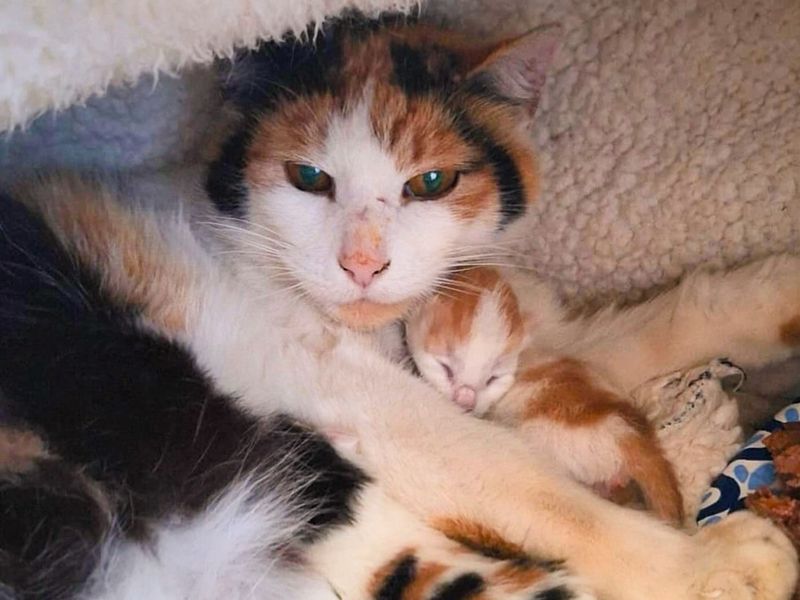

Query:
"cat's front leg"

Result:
[[308, 485, 595, 600], [294, 336, 799, 600], [190, 295, 797, 599], [568, 254, 800, 394]]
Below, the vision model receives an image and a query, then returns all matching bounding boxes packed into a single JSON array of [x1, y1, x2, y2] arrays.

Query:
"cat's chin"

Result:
[[334, 300, 411, 331]]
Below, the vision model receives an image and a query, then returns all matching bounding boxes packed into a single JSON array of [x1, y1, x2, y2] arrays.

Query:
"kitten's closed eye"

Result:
[[485, 375, 499, 386], [438, 359, 455, 381]]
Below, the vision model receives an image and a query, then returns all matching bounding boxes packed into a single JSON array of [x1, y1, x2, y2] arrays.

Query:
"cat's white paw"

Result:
[[690, 512, 797, 599]]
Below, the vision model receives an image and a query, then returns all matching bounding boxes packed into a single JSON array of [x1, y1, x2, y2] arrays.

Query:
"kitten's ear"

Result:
[[465, 24, 561, 118]]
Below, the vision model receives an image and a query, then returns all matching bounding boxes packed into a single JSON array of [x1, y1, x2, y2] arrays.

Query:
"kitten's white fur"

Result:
[[407, 284, 521, 415]]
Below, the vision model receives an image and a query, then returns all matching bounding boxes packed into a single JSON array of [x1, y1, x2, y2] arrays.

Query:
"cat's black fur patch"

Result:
[[206, 125, 254, 217], [0, 459, 109, 600], [0, 194, 368, 592], [224, 26, 343, 115], [390, 41, 433, 94], [374, 554, 417, 600], [210, 18, 348, 217], [430, 573, 485, 600], [389, 42, 460, 96], [452, 114, 527, 227], [534, 586, 575, 600], [224, 12, 416, 114]]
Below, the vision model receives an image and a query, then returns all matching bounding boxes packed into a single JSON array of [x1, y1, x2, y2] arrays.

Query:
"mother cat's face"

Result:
[[208, 18, 558, 330]]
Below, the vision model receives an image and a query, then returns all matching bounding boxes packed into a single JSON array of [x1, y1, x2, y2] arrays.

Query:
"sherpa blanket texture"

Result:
[[0, 0, 798, 304]]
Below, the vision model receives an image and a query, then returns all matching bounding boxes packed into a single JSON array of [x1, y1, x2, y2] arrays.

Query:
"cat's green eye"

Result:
[[285, 162, 333, 194], [404, 169, 459, 200]]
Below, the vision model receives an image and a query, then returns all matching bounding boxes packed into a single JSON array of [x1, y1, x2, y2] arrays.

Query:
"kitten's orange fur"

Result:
[[422, 267, 523, 355], [511, 358, 683, 523], [409, 266, 683, 524]]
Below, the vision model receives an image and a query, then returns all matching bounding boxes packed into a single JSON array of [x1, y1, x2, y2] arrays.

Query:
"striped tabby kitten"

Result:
[[0, 13, 796, 600]]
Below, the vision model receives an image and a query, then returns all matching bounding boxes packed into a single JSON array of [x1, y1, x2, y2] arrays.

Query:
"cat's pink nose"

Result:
[[338, 251, 390, 288], [453, 385, 477, 411]]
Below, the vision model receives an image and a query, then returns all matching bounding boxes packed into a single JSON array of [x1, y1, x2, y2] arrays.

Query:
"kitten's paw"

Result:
[[691, 512, 797, 599]]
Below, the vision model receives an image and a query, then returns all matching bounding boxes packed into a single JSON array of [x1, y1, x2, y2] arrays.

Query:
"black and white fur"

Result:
[[0, 14, 796, 600]]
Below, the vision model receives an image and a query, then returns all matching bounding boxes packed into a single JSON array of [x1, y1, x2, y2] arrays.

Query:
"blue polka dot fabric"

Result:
[[697, 402, 800, 526]]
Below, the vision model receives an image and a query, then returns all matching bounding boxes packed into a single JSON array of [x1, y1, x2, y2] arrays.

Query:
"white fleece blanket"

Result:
[[0, 0, 798, 304]]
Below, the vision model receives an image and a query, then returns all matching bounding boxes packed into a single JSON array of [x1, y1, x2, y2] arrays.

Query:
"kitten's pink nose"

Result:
[[338, 251, 390, 288], [453, 385, 477, 411]]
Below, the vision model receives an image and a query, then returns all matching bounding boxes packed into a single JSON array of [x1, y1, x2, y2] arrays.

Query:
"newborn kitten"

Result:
[[406, 266, 683, 524], [405, 266, 525, 415]]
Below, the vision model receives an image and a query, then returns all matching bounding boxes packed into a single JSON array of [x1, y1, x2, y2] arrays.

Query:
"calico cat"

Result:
[[405, 266, 683, 524], [0, 13, 797, 600]]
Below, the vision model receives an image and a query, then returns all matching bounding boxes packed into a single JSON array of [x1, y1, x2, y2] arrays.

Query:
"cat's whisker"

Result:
[[232, 239, 288, 257], [450, 262, 531, 271], [235, 262, 298, 279], [213, 249, 286, 260], [200, 220, 294, 250], [446, 252, 519, 263], [429, 277, 485, 295], [211, 216, 294, 244], [209, 231, 293, 254], [245, 279, 311, 304]]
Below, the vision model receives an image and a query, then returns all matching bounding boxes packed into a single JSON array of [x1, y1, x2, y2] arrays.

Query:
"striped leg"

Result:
[[309, 486, 594, 600]]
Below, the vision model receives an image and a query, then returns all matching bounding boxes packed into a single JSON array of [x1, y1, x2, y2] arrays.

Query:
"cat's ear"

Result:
[[465, 24, 561, 119]]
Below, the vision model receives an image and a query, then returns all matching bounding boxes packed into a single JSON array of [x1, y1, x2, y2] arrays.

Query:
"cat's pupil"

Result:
[[422, 171, 443, 193], [299, 165, 323, 186]]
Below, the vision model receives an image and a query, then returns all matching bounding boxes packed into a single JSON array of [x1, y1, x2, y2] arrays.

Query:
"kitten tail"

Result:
[[619, 432, 684, 525]]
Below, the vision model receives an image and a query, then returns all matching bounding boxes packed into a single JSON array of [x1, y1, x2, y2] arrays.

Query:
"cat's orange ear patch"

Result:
[[466, 24, 561, 118]]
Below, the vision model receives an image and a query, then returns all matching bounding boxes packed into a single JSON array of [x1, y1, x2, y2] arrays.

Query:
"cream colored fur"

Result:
[[497, 259, 800, 510], [634, 361, 744, 521]]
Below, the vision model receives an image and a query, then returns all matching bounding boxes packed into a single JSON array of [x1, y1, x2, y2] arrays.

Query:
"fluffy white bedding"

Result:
[[0, 0, 798, 304]]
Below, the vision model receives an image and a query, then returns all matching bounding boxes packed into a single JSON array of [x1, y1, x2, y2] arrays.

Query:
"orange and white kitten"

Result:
[[405, 267, 525, 415], [406, 266, 683, 524]]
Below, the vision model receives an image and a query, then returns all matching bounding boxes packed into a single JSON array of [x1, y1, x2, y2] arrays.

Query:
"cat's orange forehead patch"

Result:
[[244, 94, 336, 192]]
